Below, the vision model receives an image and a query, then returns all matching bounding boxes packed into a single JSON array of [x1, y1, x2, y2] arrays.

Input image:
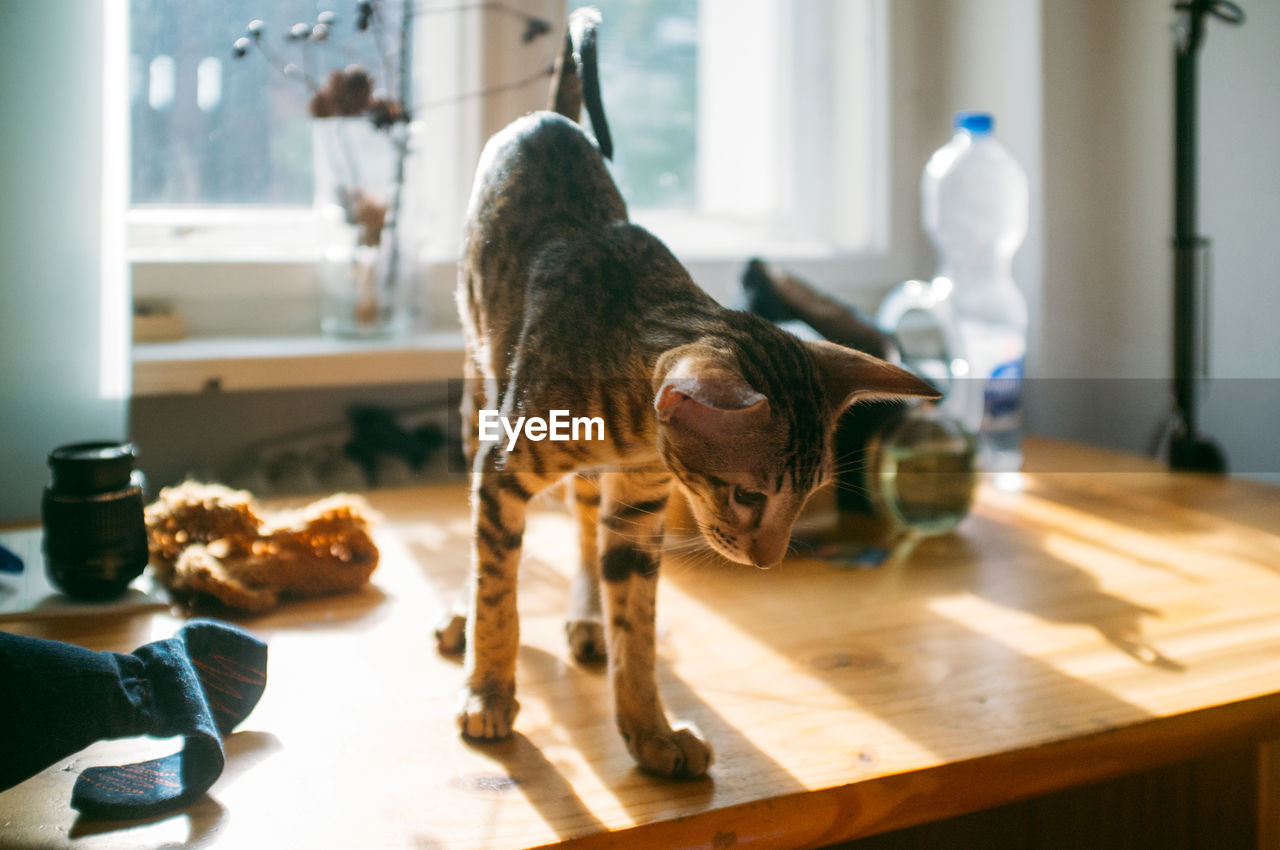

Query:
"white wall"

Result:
[[1032, 0, 1175, 457], [1037, 0, 1279, 477], [0, 1, 130, 523], [1198, 0, 1280, 479]]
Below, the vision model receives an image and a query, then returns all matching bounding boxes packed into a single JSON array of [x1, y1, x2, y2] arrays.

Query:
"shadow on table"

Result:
[[462, 729, 611, 841], [657, 505, 1201, 783], [65, 797, 227, 846]]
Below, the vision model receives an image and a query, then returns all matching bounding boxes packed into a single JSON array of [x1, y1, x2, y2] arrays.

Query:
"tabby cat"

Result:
[[438, 9, 937, 779]]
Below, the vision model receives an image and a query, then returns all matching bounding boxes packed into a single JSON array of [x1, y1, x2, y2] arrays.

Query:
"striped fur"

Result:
[[442, 10, 937, 780]]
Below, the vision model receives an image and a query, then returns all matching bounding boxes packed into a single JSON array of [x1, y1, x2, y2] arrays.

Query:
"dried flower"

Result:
[[352, 191, 388, 247], [309, 65, 378, 118], [367, 97, 405, 130]]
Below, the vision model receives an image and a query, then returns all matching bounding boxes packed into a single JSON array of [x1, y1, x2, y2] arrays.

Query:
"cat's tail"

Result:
[[549, 7, 613, 160]]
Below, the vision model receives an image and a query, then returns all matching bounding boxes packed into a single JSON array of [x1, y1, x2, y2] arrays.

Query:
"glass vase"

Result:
[[312, 117, 413, 339], [869, 407, 977, 537]]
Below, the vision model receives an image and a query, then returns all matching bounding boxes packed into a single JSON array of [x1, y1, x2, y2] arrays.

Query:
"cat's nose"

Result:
[[747, 539, 787, 569]]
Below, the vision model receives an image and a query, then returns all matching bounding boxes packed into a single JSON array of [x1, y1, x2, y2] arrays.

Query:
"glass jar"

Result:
[[869, 408, 977, 537], [312, 117, 415, 338]]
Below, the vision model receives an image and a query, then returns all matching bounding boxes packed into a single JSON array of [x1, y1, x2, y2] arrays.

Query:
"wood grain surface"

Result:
[[3, 437, 1279, 849]]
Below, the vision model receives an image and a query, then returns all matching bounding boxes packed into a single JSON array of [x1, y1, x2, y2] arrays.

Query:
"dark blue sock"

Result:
[[0, 619, 267, 819]]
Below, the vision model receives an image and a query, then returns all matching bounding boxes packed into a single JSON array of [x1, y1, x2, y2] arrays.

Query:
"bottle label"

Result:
[[982, 357, 1024, 426]]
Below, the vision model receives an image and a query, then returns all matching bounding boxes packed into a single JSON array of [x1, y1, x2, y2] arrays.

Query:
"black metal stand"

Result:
[[1166, 0, 1243, 472]]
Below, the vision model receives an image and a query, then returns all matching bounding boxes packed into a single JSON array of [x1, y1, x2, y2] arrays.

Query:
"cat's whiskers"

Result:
[[660, 536, 713, 557], [661, 546, 721, 577], [830, 482, 875, 502], [829, 455, 873, 476]]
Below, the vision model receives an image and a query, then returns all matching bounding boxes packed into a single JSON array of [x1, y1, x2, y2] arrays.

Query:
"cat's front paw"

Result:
[[457, 685, 519, 740], [627, 725, 713, 779], [566, 618, 607, 664]]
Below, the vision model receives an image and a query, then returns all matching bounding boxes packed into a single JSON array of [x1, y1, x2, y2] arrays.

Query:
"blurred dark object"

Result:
[[344, 405, 445, 486], [0, 542, 22, 574], [1164, 0, 1243, 472], [41, 442, 148, 599], [740, 258, 892, 360]]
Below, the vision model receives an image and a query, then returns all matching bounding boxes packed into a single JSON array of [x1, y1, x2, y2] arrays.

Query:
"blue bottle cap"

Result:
[[955, 111, 993, 135]]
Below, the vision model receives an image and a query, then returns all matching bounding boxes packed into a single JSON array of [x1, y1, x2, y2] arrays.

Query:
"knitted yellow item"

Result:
[[145, 481, 380, 613]]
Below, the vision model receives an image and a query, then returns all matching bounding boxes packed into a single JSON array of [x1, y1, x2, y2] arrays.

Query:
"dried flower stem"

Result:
[[414, 64, 554, 112], [369, 2, 397, 105], [413, 1, 544, 23], [250, 33, 321, 91], [399, 1, 415, 120], [381, 0, 415, 308]]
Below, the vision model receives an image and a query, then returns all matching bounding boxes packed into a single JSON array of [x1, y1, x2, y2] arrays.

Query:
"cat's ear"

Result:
[[654, 347, 771, 436], [806, 339, 940, 411]]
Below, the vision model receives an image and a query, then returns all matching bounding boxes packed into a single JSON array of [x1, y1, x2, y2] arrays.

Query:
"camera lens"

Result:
[[41, 441, 149, 599]]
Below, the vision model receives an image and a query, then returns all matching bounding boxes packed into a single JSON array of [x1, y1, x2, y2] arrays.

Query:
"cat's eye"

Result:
[[732, 486, 766, 509]]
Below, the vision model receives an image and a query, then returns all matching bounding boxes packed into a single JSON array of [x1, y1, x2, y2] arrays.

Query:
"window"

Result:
[[128, 0, 474, 265], [130, 0, 404, 206], [572, 0, 885, 257], [568, 0, 698, 211], [128, 0, 888, 340]]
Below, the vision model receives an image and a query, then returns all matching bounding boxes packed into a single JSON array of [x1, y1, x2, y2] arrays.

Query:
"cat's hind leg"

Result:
[[565, 471, 606, 663], [599, 471, 712, 779], [434, 591, 468, 655], [435, 356, 488, 655]]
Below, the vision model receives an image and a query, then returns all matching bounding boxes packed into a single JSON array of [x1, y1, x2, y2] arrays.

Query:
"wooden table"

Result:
[[3, 438, 1280, 849]]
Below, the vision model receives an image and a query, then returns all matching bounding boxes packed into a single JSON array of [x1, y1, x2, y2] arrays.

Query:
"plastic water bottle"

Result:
[[914, 111, 1028, 473]]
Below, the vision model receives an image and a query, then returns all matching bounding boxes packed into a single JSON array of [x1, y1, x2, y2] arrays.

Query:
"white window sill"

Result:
[[132, 331, 464, 396], [129, 208, 327, 265]]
